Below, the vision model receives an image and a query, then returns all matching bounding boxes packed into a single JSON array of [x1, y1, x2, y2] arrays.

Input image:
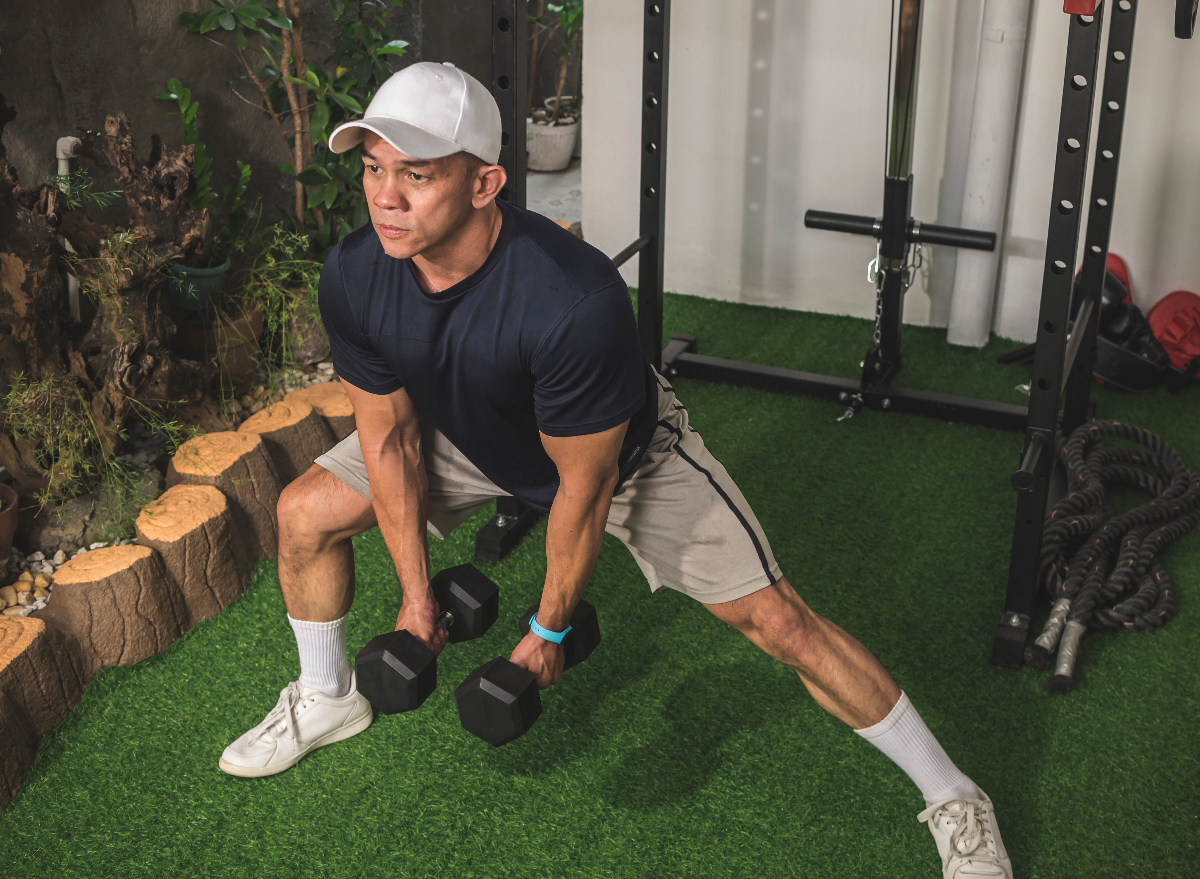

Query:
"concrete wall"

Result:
[[583, 0, 1200, 343]]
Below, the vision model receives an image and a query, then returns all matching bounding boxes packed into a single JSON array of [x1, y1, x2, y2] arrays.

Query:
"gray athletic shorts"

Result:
[[314, 373, 781, 605]]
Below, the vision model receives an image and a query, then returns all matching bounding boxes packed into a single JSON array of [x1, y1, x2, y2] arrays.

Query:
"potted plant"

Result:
[[527, 0, 583, 172], [156, 78, 253, 311]]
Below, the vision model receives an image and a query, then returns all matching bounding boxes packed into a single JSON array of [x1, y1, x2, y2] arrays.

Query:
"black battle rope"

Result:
[[1024, 420, 1200, 694]]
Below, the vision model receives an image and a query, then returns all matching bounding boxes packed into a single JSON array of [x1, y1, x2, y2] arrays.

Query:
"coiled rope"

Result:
[[1025, 420, 1200, 694]]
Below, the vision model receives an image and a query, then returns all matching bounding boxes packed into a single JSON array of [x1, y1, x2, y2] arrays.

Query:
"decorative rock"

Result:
[[33, 587, 49, 599], [27, 552, 44, 562], [51, 550, 65, 566], [0, 586, 15, 608], [15, 592, 31, 607], [33, 574, 50, 590], [136, 485, 251, 624], [1, 607, 23, 616], [166, 431, 282, 559], [284, 380, 356, 441], [16, 572, 32, 585], [238, 399, 335, 485], [32, 545, 188, 673]]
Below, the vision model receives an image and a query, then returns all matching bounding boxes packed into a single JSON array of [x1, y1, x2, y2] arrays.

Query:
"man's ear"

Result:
[[472, 164, 508, 208]]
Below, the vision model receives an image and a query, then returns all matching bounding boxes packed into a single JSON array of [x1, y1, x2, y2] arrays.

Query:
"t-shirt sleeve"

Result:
[[532, 283, 647, 437], [318, 250, 403, 395]]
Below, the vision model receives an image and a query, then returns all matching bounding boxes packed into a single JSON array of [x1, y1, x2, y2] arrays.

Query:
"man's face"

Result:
[[360, 132, 486, 259]]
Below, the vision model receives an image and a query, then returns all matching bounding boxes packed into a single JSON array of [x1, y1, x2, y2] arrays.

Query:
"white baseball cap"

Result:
[[328, 62, 502, 164]]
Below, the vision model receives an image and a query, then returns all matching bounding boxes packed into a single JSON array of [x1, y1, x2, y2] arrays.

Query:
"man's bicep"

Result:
[[540, 420, 628, 497], [341, 379, 421, 452]]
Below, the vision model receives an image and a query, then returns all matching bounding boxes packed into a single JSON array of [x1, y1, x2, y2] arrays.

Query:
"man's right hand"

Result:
[[395, 595, 449, 654]]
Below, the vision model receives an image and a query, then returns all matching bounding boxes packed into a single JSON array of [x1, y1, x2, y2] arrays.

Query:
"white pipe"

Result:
[[946, 0, 1033, 347], [56, 136, 83, 323], [928, 0, 985, 328]]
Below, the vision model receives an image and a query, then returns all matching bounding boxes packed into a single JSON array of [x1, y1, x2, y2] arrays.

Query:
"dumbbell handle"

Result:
[[434, 611, 454, 631]]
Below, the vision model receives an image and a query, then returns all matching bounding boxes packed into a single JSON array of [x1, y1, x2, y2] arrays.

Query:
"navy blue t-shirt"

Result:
[[319, 200, 659, 513]]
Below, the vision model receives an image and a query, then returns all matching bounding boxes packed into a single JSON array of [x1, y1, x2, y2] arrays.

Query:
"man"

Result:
[[218, 62, 1012, 879]]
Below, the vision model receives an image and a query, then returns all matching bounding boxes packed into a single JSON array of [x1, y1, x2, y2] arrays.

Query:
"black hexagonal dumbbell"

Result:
[[453, 599, 600, 747], [355, 564, 499, 715]]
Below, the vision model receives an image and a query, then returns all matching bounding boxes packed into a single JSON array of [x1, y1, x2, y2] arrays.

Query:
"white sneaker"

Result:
[[219, 673, 373, 778], [918, 791, 1014, 879]]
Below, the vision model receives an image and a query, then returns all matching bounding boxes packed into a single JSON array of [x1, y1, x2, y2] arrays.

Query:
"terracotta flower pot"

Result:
[[288, 308, 331, 366]]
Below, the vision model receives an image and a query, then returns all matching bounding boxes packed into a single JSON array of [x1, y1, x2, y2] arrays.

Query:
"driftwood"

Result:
[[285, 380, 355, 440], [166, 431, 282, 559], [238, 399, 334, 484], [136, 484, 250, 623], [0, 95, 216, 491], [33, 545, 188, 674]]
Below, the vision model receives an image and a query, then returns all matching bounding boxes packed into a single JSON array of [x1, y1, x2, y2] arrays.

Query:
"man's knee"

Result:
[[728, 579, 824, 671], [277, 464, 370, 550]]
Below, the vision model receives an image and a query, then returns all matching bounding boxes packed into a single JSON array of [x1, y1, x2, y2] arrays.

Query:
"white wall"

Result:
[[582, 0, 1200, 344]]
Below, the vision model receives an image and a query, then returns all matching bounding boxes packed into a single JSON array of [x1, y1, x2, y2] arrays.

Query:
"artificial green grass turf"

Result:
[[6, 293, 1199, 878]]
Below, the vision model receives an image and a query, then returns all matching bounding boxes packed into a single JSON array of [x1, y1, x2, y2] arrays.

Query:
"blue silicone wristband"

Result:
[[528, 612, 572, 644]]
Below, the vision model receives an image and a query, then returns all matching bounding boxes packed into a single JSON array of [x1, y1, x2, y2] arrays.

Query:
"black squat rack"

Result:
[[480, 0, 1194, 666]]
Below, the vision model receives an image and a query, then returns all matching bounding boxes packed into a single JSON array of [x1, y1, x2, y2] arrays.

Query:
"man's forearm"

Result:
[[362, 441, 432, 603], [537, 479, 615, 631]]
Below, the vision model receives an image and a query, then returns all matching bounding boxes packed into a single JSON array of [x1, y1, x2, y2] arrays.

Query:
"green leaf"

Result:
[[309, 101, 331, 144], [381, 39, 409, 50], [323, 182, 337, 209], [240, 5, 272, 20], [235, 28, 248, 50], [327, 0, 346, 18], [199, 9, 223, 32], [328, 92, 363, 114], [178, 12, 196, 28], [352, 198, 370, 230], [278, 163, 295, 175], [306, 186, 328, 208], [167, 77, 183, 93], [376, 45, 408, 58], [295, 169, 330, 186], [265, 12, 291, 29], [305, 69, 320, 89]]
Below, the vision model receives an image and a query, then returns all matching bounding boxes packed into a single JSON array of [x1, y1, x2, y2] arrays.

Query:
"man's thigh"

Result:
[[313, 417, 509, 539], [606, 375, 782, 604]]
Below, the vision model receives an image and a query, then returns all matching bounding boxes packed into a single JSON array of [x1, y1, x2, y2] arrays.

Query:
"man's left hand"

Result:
[[509, 630, 565, 689]]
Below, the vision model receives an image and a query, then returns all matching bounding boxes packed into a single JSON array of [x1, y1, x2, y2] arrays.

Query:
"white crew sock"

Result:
[[854, 691, 981, 806], [288, 614, 351, 698]]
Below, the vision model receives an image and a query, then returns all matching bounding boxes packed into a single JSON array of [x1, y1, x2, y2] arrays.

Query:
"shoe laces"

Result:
[[247, 682, 318, 746], [925, 799, 998, 863]]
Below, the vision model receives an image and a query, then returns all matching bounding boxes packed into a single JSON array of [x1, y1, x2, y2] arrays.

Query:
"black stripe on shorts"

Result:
[[656, 419, 776, 585]]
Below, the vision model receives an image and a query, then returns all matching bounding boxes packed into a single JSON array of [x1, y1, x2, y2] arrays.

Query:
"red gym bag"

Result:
[[1147, 290, 1200, 393]]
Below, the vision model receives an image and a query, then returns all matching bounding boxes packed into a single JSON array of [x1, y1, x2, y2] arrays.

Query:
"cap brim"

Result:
[[328, 118, 463, 160]]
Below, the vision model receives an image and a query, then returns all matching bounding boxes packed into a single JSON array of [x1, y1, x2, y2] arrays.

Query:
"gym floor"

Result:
[[6, 293, 1197, 878]]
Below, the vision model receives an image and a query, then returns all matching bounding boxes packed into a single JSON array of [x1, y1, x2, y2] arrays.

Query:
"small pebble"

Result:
[[27, 551, 45, 562], [89, 542, 107, 550], [17, 571, 33, 585], [15, 591, 31, 606], [249, 401, 265, 414], [2, 607, 25, 616], [52, 550, 66, 565], [73, 547, 88, 558], [0, 586, 15, 607], [33, 573, 51, 589], [33, 587, 50, 599], [317, 361, 333, 371], [39, 562, 54, 575]]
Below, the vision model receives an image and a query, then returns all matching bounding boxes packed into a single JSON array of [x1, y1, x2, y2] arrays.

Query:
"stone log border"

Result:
[[0, 390, 352, 807]]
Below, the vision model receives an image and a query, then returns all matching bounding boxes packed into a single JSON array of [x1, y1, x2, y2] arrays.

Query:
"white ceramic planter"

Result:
[[527, 120, 579, 172]]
